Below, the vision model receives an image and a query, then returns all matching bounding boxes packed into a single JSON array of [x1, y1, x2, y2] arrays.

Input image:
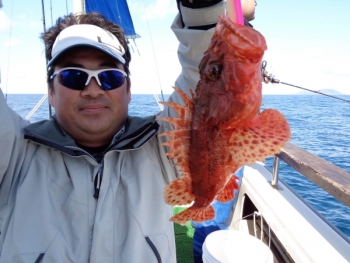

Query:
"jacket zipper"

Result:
[[65, 145, 95, 159], [94, 160, 104, 199], [66, 145, 105, 199]]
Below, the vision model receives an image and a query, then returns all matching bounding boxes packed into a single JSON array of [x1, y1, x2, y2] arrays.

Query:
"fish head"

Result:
[[197, 15, 267, 128]]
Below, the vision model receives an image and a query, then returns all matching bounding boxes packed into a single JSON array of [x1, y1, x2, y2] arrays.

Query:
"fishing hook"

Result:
[[260, 61, 350, 103]]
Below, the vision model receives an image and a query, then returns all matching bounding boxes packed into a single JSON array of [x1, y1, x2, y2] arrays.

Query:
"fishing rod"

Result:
[[260, 61, 350, 103]]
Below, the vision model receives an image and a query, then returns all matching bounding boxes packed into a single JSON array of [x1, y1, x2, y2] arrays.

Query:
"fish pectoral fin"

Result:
[[229, 109, 291, 164], [171, 205, 215, 226], [216, 174, 240, 203], [164, 177, 194, 206]]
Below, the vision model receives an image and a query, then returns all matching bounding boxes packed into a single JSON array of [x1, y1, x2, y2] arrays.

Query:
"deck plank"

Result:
[[276, 142, 350, 208]]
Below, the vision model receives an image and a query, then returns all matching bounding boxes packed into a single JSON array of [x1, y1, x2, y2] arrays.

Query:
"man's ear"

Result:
[[127, 78, 131, 103], [49, 87, 55, 107]]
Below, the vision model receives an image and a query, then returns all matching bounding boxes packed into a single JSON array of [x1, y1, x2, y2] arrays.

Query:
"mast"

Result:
[[40, 0, 52, 117], [73, 0, 85, 14]]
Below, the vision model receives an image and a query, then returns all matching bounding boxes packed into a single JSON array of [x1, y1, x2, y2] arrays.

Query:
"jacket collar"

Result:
[[23, 115, 159, 155]]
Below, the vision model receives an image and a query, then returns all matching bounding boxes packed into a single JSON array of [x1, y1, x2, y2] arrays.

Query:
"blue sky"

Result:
[[0, 0, 350, 94]]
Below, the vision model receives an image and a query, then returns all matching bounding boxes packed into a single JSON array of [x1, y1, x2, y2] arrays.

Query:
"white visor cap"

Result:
[[48, 24, 126, 67]]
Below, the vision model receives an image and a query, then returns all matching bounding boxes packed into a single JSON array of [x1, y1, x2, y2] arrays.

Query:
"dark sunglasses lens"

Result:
[[98, 70, 126, 90], [58, 69, 88, 90]]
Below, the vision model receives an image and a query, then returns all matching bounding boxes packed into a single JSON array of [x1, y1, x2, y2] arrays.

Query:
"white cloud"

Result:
[[18, 13, 27, 20], [3, 37, 22, 47], [129, 0, 177, 21], [1, 57, 47, 94], [29, 21, 38, 28], [0, 10, 11, 33]]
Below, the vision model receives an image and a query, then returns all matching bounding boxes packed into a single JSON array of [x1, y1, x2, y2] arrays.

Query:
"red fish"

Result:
[[159, 15, 291, 225]]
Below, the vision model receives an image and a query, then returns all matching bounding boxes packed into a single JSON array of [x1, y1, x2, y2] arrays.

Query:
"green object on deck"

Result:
[[173, 207, 194, 263]]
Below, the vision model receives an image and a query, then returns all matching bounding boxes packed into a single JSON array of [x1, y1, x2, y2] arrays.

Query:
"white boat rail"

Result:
[[25, 93, 48, 120]]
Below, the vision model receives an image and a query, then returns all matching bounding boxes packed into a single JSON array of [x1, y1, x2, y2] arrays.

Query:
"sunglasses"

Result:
[[50, 67, 128, 91]]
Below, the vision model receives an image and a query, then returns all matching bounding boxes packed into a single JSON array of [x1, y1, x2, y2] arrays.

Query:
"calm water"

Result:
[[4, 93, 350, 238]]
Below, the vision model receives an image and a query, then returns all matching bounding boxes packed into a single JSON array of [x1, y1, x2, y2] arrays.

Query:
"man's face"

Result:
[[49, 48, 131, 147], [242, 0, 257, 21]]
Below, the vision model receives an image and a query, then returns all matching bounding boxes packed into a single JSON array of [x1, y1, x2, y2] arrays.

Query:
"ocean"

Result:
[[4, 93, 350, 239]]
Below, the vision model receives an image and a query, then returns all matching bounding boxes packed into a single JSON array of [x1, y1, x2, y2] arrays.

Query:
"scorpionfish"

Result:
[[159, 15, 291, 225]]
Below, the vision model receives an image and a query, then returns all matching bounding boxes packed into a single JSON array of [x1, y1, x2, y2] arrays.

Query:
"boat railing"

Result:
[[271, 156, 280, 187], [25, 93, 48, 120], [272, 142, 350, 208]]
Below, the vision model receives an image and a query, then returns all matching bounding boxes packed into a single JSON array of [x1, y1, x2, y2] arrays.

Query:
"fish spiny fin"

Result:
[[158, 87, 196, 184], [164, 177, 194, 206], [164, 156, 191, 176], [160, 102, 192, 120], [157, 117, 192, 130], [160, 130, 191, 162], [158, 129, 191, 140], [161, 136, 190, 173], [158, 86, 195, 120], [171, 206, 215, 226], [172, 86, 195, 112], [165, 147, 189, 163], [162, 138, 190, 150], [216, 175, 240, 202], [229, 109, 291, 165]]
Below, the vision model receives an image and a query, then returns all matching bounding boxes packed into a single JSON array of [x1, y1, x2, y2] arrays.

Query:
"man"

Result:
[[0, 12, 176, 263], [0, 1, 233, 263]]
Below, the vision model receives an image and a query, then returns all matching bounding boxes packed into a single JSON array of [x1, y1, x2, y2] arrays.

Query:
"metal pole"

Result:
[[41, 0, 52, 117], [271, 156, 280, 187]]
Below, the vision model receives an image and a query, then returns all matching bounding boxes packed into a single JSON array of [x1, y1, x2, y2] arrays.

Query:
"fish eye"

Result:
[[206, 64, 222, 81]]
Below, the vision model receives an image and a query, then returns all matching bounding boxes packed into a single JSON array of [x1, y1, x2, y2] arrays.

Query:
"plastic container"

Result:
[[202, 230, 273, 263]]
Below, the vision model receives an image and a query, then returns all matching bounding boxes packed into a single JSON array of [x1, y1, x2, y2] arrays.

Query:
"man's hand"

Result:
[[176, 0, 223, 28]]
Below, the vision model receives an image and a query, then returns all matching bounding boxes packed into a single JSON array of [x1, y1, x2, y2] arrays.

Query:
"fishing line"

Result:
[[65, 0, 69, 15], [49, 0, 54, 26], [141, 0, 165, 104], [279, 82, 350, 103], [261, 60, 350, 103]]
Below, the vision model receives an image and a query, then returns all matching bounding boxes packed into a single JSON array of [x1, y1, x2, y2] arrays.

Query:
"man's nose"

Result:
[[81, 76, 104, 97]]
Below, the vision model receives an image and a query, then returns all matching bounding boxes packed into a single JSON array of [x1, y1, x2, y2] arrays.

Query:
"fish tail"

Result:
[[171, 205, 215, 225]]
